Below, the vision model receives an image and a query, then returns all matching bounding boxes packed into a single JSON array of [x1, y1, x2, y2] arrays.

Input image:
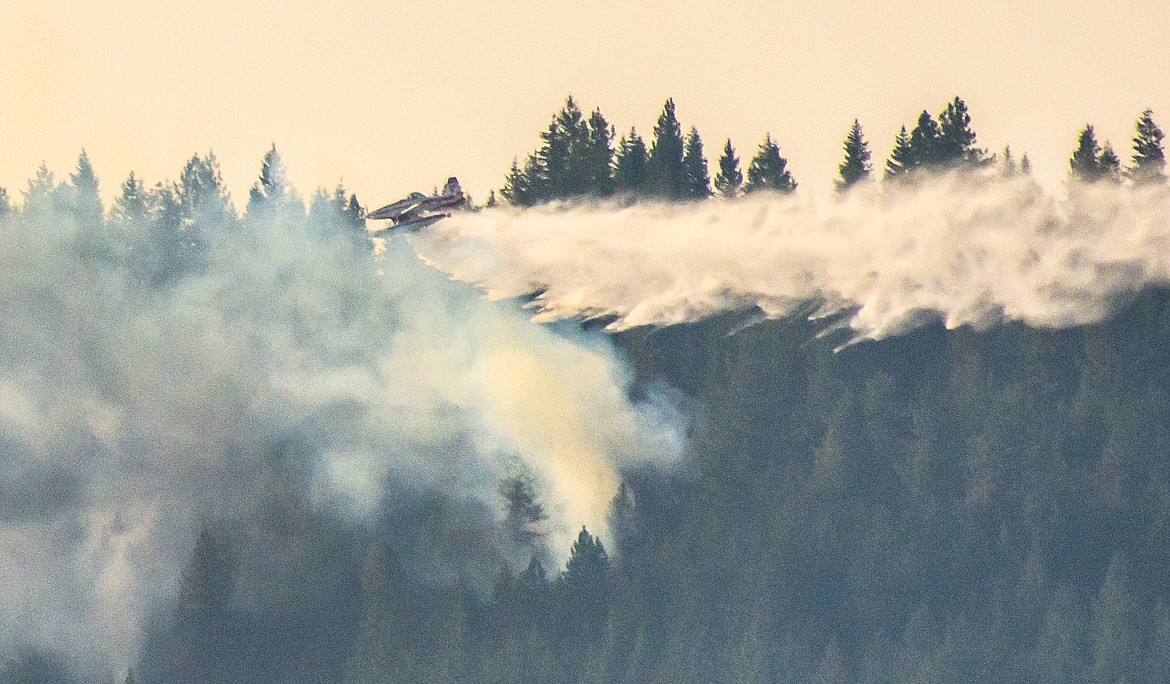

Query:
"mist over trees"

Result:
[[1, 101, 1168, 683]]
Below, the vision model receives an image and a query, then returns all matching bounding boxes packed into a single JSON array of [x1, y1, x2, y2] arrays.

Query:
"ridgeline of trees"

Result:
[[0, 145, 366, 290], [495, 96, 1167, 204], [1, 104, 1169, 683], [110, 287, 1170, 684]]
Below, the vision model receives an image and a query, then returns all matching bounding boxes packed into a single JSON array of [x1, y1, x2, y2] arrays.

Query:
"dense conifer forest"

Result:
[[1, 96, 1168, 683]]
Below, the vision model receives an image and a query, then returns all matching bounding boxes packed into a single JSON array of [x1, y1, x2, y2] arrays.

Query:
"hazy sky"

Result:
[[2, 1, 1168, 206]]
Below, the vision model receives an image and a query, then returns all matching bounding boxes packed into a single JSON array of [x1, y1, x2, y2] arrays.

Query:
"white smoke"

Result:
[[413, 174, 1170, 345], [0, 206, 681, 678]]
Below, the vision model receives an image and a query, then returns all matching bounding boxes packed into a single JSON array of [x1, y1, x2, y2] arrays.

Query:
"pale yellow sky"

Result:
[[2, 1, 1168, 207]]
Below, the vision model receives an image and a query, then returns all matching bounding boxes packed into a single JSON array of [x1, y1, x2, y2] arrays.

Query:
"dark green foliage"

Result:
[[539, 95, 592, 198], [1129, 108, 1166, 186], [613, 127, 649, 195], [563, 526, 610, 587], [937, 96, 988, 167], [585, 108, 616, 196], [501, 157, 537, 206], [836, 119, 872, 191], [1070, 124, 1103, 182], [885, 126, 914, 182], [179, 151, 233, 225], [681, 126, 710, 199], [909, 110, 942, 169], [1098, 141, 1122, 184], [714, 138, 743, 198], [744, 134, 797, 194], [499, 97, 616, 204], [647, 98, 687, 199]]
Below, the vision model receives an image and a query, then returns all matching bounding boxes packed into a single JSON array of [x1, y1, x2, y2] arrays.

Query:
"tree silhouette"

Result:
[[714, 139, 743, 198], [836, 119, 872, 191], [744, 134, 797, 194]]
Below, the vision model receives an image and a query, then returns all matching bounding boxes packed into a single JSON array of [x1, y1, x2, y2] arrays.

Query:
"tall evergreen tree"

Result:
[[909, 110, 942, 170], [539, 96, 592, 198], [835, 119, 872, 191], [714, 139, 743, 198], [68, 149, 103, 229], [681, 126, 710, 199], [937, 96, 987, 167], [111, 171, 150, 227], [647, 98, 686, 199], [1020, 152, 1033, 175], [246, 144, 292, 220], [999, 145, 1018, 178], [1128, 108, 1166, 186], [0, 187, 11, 219], [1098, 141, 1122, 184], [885, 126, 914, 182], [345, 193, 365, 230], [744, 134, 797, 194], [1069, 124, 1102, 182], [613, 128, 649, 196], [585, 108, 616, 196], [179, 151, 233, 225], [22, 162, 59, 216], [501, 158, 535, 206]]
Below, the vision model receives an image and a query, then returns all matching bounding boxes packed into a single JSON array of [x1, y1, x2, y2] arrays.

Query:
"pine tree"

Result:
[[179, 528, 232, 614], [1129, 108, 1166, 185], [179, 151, 233, 225], [714, 139, 743, 198], [885, 126, 914, 182], [485, 189, 498, 208], [1020, 152, 1032, 175], [681, 126, 710, 199], [613, 128, 649, 196], [564, 526, 611, 586], [909, 110, 942, 170], [0, 187, 10, 219], [22, 162, 58, 216], [1069, 124, 1102, 182], [69, 149, 103, 229], [647, 98, 686, 199], [836, 119, 872, 191], [1098, 141, 1122, 184], [539, 96, 592, 198], [111, 171, 150, 227], [246, 144, 290, 219], [937, 96, 987, 167], [999, 145, 1017, 178], [585, 108, 616, 196], [501, 157, 535, 206], [744, 134, 797, 194], [345, 194, 365, 230]]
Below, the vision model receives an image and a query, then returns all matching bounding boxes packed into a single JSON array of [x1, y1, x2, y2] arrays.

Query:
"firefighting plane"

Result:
[[367, 177, 466, 232]]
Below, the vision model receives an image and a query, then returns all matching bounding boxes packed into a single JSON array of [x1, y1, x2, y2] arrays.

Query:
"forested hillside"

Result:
[[2, 97, 1169, 683]]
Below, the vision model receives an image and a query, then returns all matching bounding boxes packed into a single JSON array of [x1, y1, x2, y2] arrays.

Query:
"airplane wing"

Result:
[[368, 200, 423, 221]]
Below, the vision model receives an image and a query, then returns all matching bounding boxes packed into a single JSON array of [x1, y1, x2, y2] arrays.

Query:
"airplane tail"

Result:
[[442, 177, 462, 197]]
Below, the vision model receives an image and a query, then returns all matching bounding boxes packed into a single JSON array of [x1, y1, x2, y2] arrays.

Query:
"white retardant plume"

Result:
[[0, 204, 680, 679], [413, 175, 1170, 343]]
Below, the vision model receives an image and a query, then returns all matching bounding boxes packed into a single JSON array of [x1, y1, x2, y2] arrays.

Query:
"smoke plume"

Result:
[[0, 202, 680, 679], [414, 175, 1170, 345]]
